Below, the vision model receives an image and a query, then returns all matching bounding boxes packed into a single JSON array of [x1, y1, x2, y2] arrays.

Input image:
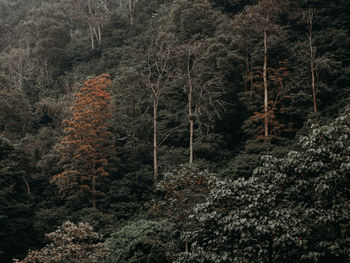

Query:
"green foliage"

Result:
[[155, 165, 218, 230], [1, 0, 350, 262], [0, 136, 36, 262], [0, 89, 33, 138], [177, 108, 350, 262], [105, 219, 179, 263]]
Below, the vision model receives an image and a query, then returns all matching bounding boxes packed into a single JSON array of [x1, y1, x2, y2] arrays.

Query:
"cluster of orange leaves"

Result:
[[244, 60, 293, 140], [51, 74, 114, 202]]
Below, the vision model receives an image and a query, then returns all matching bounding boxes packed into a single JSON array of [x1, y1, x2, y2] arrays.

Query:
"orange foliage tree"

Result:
[[242, 60, 292, 140], [51, 74, 114, 207]]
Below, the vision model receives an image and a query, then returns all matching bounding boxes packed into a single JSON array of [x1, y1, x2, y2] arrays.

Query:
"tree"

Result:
[[144, 31, 172, 182], [13, 221, 108, 263], [174, 41, 226, 164], [241, 60, 292, 140], [305, 8, 318, 113], [155, 165, 218, 253], [169, 0, 229, 164], [234, 0, 285, 140], [51, 74, 115, 208]]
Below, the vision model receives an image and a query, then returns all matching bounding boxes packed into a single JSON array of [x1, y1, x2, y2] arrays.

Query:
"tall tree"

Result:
[[169, 0, 229, 163], [305, 7, 318, 113], [51, 74, 114, 208], [144, 34, 172, 182], [234, 0, 284, 140], [175, 41, 226, 164], [241, 60, 291, 140]]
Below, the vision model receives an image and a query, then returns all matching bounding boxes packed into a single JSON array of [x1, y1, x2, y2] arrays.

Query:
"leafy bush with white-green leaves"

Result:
[[13, 221, 108, 263], [177, 109, 350, 263]]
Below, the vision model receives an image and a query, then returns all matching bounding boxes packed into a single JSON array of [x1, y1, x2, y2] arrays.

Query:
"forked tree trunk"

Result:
[[263, 29, 269, 139]]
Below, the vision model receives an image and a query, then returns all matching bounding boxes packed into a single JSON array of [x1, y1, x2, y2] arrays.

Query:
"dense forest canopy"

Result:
[[0, 0, 349, 262]]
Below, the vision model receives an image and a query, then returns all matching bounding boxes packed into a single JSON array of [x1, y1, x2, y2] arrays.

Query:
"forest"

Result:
[[0, 0, 349, 262]]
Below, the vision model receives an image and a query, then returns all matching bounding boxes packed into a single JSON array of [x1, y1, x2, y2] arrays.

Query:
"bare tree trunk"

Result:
[[97, 24, 102, 45], [263, 29, 269, 139], [307, 9, 317, 113], [128, 0, 134, 25], [185, 239, 189, 252], [89, 24, 95, 51], [187, 53, 194, 165], [153, 98, 158, 182], [188, 87, 194, 165], [186, 45, 196, 165], [23, 175, 30, 205], [93, 26, 99, 43], [88, 0, 96, 54]]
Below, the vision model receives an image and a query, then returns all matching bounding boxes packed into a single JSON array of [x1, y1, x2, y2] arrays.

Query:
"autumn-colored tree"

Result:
[[51, 74, 114, 208], [242, 60, 292, 140], [234, 0, 285, 139]]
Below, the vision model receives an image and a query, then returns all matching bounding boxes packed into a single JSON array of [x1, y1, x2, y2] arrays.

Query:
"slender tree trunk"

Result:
[[89, 24, 95, 51], [308, 11, 317, 113], [185, 239, 189, 252], [187, 62, 194, 165], [93, 26, 99, 43], [189, 93, 194, 165], [189, 119, 194, 165], [97, 24, 102, 45], [23, 175, 30, 205], [263, 29, 269, 139], [88, 0, 95, 54], [153, 98, 158, 182], [186, 45, 196, 165], [128, 0, 134, 25]]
